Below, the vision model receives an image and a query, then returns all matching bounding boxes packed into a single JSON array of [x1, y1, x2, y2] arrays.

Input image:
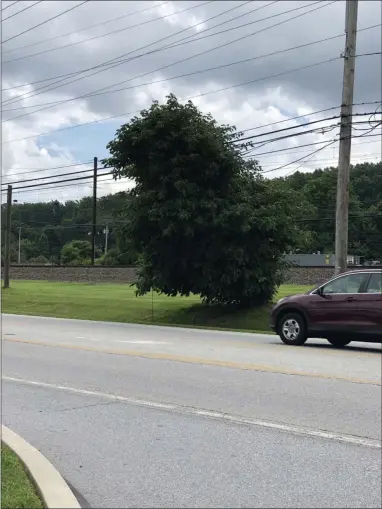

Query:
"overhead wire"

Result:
[[245, 132, 382, 158], [2, 104, 350, 177], [4, 126, 380, 189], [258, 152, 382, 166], [1, 1, 19, 12], [7, 174, 120, 195], [261, 138, 340, 174], [2, 1, 89, 44], [2, 0, 250, 64], [2, 0, 42, 21], [2, 59, 342, 142], [3, 115, 358, 185], [2, 116, 350, 185], [1, 0, 255, 105], [1, 161, 96, 180], [257, 122, 382, 174], [2, 0, 330, 108], [243, 117, 381, 153], [3, 30, 348, 114], [1, 1, 171, 55], [13, 17, 377, 95], [2, 56, 342, 122], [3, 167, 98, 186], [7, 169, 112, 191], [5, 26, 379, 142], [244, 136, 381, 159]]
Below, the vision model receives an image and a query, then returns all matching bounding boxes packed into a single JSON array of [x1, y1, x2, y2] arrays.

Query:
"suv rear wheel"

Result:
[[277, 312, 307, 346], [327, 337, 351, 348]]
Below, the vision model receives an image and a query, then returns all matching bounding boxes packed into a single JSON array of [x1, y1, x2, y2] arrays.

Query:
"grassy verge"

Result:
[[1, 280, 311, 333], [1, 444, 43, 509]]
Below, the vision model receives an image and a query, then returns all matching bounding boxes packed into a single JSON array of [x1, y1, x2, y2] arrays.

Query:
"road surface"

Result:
[[2, 315, 381, 508]]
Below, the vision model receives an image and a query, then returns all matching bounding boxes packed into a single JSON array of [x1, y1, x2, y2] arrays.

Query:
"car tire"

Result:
[[277, 312, 307, 346], [326, 337, 351, 348]]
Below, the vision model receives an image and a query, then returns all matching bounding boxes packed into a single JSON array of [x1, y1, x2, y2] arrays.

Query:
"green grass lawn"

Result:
[[1, 445, 43, 509], [1, 280, 311, 333]]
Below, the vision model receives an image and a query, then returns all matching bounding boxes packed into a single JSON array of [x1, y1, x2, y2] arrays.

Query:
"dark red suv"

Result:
[[270, 269, 382, 347]]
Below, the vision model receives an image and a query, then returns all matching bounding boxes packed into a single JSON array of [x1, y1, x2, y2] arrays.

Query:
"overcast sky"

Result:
[[1, 0, 381, 204]]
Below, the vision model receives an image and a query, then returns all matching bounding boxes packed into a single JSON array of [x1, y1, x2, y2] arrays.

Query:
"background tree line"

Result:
[[2, 160, 380, 266], [0, 192, 137, 266]]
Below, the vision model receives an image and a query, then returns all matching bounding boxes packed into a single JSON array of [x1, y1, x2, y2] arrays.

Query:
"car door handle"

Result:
[[346, 296, 355, 302]]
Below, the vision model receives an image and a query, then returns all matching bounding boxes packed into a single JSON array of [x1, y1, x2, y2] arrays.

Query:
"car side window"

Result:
[[322, 273, 368, 294], [366, 273, 382, 294]]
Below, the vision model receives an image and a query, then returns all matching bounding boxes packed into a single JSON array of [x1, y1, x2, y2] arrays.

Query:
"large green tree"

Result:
[[104, 94, 300, 306]]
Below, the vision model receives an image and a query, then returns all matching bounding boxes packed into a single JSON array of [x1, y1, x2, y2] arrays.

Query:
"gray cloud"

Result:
[[2, 1, 380, 115]]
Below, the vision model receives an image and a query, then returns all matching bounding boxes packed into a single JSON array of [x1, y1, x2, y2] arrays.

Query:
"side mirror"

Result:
[[316, 287, 325, 297]]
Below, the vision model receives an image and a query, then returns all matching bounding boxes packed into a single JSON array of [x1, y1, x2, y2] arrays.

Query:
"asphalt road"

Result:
[[2, 315, 382, 508]]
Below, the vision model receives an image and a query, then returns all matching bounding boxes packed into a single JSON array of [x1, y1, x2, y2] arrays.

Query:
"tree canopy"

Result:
[[2, 95, 380, 283], [103, 94, 300, 306]]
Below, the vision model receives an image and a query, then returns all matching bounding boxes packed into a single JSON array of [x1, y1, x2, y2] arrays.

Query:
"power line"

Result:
[[3, 56, 341, 122], [2, 0, 329, 108], [248, 136, 381, 159], [2, 1, 170, 55], [1, 0, 254, 105], [237, 115, 339, 143], [9, 170, 111, 191], [1, 1, 20, 12], [2, 0, 42, 21], [262, 138, 339, 174], [3, 58, 341, 142], [7, 174, 119, 195], [258, 153, 382, 165], [4, 131, 380, 190], [1, 161, 93, 177], [10, 115, 377, 184], [246, 132, 382, 157], [241, 117, 380, 152], [14, 14, 377, 94], [1, 0, 213, 63], [355, 52, 382, 57], [240, 112, 380, 145], [2, 117, 351, 185], [3, 33, 346, 114], [2, 167, 97, 186], [2, 1, 89, 44]]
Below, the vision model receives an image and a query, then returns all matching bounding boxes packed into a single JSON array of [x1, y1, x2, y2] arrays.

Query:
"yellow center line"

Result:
[[4, 337, 381, 386]]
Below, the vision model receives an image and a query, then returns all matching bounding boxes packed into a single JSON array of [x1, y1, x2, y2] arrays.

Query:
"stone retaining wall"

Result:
[[283, 267, 335, 286], [2, 265, 138, 284], [2, 264, 342, 286]]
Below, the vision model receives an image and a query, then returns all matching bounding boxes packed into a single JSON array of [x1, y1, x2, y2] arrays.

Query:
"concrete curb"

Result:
[[1, 425, 81, 509]]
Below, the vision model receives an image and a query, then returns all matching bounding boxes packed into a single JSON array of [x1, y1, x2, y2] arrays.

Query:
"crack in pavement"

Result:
[[38, 400, 120, 414]]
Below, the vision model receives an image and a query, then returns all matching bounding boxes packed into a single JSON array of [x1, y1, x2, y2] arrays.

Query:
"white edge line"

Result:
[[3, 376, 381, 450]]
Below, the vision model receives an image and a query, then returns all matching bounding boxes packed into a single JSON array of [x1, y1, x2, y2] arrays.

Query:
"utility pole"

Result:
[[3, 185, 12, 289], [335, 0, 358, 275], [91, 156, 98, 265], [104, 224, 109, 255], [18, 226, 21, 264]]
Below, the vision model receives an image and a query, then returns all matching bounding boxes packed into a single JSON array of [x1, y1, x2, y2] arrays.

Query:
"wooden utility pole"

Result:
[[104, 223, 109, 255], [3, 185, 12, 289], [335, 0, 358, 275], [91, 157, 98, 265], [18, 226, 22, 264]]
